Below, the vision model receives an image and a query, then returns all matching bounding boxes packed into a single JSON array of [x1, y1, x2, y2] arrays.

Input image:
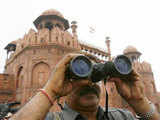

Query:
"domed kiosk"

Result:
[[123, 45, 141, 62], [34, 9, 69, 30]]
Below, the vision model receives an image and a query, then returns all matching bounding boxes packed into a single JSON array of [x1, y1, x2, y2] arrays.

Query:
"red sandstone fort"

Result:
[[0, 9, 160, 113]]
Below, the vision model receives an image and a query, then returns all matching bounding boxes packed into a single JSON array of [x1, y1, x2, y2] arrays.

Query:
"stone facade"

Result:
[[1, 9, 160, 113], [0, 74, 16, 103]]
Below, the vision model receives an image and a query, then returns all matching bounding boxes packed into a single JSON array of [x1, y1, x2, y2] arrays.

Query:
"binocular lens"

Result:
[[68, 55, 132, 81], [114, 55, 132, 74], [70, 56, 92, 78]]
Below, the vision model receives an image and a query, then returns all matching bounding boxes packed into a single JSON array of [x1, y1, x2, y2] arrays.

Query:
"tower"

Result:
[[105, 36, 111, 61], [3, 9, 81, 106]]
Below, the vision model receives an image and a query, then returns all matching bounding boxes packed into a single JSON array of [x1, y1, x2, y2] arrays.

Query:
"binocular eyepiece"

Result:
[[66, 55, 132, 83]]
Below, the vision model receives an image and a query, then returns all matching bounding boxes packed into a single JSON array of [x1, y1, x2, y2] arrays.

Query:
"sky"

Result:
[[0, 0, 160, 91]]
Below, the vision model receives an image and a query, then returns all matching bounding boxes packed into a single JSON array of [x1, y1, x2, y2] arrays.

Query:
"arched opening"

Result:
[[45, 22, 53, 31], [55, 24, 62, 29], [16, 66, 24, 103], [16, 66, 23, 88], [131, 56, 136, 62], [31, 62, 50, 88]]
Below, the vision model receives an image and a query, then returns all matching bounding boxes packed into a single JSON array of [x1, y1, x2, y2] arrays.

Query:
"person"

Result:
[[10, 53, 160, 120]]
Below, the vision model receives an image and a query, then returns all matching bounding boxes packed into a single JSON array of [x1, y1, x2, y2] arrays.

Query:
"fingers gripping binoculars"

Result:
[[66, 55, 132, 83]]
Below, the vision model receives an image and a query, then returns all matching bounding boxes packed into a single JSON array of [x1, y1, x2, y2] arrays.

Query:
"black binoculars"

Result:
[[66, 55, 132, 83]]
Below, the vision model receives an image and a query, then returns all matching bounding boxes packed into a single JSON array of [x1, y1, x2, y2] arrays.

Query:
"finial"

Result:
[[106, 36, 110, 41], [71, 21, 77, 34], [71, 21, 77, 25]]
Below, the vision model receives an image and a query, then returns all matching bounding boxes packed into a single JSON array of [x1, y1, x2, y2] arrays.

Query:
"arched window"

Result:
[[45, 22, 53, 30], [131, 56, 136, 62]]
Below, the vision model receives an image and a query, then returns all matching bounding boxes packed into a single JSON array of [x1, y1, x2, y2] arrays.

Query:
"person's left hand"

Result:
[[109, 70, 146, 105]]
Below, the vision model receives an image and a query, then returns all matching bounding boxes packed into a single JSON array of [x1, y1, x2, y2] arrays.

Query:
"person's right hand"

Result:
[[43, 53, 81, 98]]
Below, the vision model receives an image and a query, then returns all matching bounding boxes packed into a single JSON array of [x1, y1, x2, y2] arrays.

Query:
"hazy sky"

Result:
[[0, 0, 160, 91]]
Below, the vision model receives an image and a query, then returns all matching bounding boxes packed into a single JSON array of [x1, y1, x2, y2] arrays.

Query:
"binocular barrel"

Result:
[[66, 55, 132, 82]]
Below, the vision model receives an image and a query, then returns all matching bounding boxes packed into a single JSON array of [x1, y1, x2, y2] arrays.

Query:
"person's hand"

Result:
[[109, 70, 146, 105], [110, 69, 160, 120], [43, 53, 81, 97]]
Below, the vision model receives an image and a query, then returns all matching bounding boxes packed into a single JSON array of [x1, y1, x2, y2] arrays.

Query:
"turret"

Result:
[[4, 41, 16, 59], [33, 9, 69, 31], [71, 21, 77, 34], [123, 45, 141, 62]]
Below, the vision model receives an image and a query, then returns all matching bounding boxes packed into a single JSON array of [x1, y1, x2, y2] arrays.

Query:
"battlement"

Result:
[[5, 27, 81, 63], [10, 27, 79, 53]]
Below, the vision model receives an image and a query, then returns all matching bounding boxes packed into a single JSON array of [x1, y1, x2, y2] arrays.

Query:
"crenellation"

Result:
[[37, 28, 50, 45], [28, 28, 36, 34], [23, 33, 29, 46], [27, 28, 37, 45]]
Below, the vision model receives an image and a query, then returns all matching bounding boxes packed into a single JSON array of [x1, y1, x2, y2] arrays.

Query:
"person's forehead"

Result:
[[73, 52, 99, 62], [72, 79, 100, 86]]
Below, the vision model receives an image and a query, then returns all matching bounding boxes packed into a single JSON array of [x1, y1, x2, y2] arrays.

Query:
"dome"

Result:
[[41, 9, 64, 18], [123, 45, 139, 54]]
